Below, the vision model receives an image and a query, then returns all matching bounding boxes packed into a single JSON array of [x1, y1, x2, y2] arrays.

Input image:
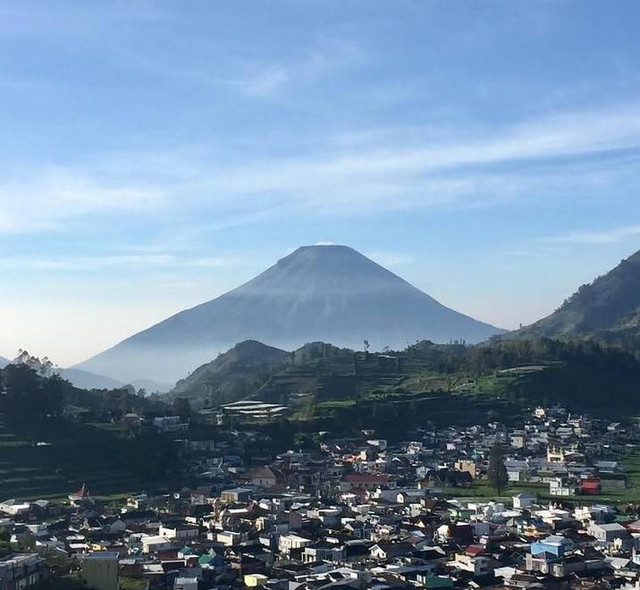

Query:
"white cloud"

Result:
[[2, 102, 640, 235], [231, 38, 367, 99], [0, 168, 164, 233], [0, 253, 237, 273], [366, 251, 414, 267], [543, 224, 640, 245]]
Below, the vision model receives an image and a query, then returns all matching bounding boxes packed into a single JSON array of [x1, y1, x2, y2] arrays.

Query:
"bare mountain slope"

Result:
[[75, 245, 503, 383]]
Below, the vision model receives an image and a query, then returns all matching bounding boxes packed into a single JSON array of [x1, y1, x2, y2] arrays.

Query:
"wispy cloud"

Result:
[[543, 224, 640, 245], [0, 253, 236, 273], [0, 168, 164, 233], [366, 251, 414, 267], [2, 102, 640, 235], [231, 38, 367, 98]]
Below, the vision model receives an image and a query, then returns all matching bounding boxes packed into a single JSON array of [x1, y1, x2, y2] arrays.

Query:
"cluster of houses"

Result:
[[2, 406, 640, 590]]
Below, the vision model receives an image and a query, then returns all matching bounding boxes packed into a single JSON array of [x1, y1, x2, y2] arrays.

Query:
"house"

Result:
[[530, 535, 574, 559], [158, 523, 199, 541], [247, 466, 281, 488], [527, 536, 576, 575], [549, 477, 576, 496], [220, 488, 252, 504], [588, 522, 629, 545], [452, 550, 494, 576], [510, 431, 526, 449], [153, 416, 188, 433], [141, 535, 174, 554], [369, 541, 414, 561], [547, 447, 565, 463], [454, 460, 477, 479], [504, 460, 529, 483], [513, 493, 536, 510], [0, 500, 31, 516], [580, 478, 601, 495], [340, 473, 395, 492], [303, 541, 345, 564], [278, 534, 313, 558]]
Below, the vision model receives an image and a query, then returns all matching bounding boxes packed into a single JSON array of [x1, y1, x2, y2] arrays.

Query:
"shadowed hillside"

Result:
[[515, 248, 640, 353], [172, 338, 640, 429]]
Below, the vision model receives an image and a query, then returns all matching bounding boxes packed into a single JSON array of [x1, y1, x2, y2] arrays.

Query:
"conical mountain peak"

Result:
[[75, 245, 503, 384]]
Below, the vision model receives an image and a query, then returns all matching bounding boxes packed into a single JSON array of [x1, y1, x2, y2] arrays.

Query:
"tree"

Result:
[[172, 397, 191, 421], [488, 442, 509, 495]]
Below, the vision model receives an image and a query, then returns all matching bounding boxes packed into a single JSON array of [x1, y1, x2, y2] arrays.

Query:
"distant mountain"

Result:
[[0, 358, 170, 393], [56, 368, 125, 390], [516, 248, 640, 350], [75, 245, 504, 384], [56, 369, 171, 393]]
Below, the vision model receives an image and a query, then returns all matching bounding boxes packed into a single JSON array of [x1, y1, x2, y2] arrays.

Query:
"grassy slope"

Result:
[[181, 338, 640, 435]]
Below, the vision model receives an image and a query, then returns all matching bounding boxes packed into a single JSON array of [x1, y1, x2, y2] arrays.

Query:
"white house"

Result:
[[0, 499, 31, 516], [279, 534, 312, 557], [513, 493, 537, 510]]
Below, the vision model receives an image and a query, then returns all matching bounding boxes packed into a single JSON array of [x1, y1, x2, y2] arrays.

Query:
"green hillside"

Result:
[[516, 248, 640, 353], [0, 362, 181, 499], [174, 337, 640, 437]]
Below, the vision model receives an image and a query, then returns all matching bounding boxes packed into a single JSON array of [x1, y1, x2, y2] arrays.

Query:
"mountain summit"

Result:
[[75, 245, 503, 383]]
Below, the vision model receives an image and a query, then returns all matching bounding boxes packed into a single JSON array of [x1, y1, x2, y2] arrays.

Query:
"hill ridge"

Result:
[[516, 246, 640, 350]]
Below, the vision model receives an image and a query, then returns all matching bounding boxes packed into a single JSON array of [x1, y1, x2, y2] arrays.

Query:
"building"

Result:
[[0, 501, 30, 517], [454, 460, 477, 479], [153, 416, 188, 433], [220, 488, 252, 504], [549, 477, 576, 496], [588, 522, 629, 545], [158, 523, 199, 541], [278, 534, 313, 558], [0, 554, 44, 590], [244, 574, 269, 587], [80, 552, 119, 590], [174, 577, 198, 590], [513, 492, 536, 510], [247, 466, 280, 488]]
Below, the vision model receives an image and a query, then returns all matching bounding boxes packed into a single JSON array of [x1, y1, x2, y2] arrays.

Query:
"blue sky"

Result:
[[1, 0, 640, 365]]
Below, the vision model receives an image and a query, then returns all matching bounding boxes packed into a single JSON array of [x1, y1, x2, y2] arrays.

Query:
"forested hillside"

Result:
[[172, 337, 640, 433], [0, 360, 180, 499]]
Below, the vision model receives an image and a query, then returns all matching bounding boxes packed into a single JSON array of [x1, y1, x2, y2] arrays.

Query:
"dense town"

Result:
[[3, 406, 640, 590]]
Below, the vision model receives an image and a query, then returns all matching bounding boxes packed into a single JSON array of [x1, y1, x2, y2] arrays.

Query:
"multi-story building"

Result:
[[0, 554, 44, 590]]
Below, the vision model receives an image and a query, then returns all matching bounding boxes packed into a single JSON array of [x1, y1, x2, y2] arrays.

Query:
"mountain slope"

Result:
[[171, 340, 289, 405], [57, 368, 126, 391], [175, 338, 640, 426], [0, 356, 9, 368], [76, 245, 504, 383], [517, 248, 640, 349]]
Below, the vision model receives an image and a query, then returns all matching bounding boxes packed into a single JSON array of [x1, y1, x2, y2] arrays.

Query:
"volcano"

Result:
[[75, 245, 503, 383]]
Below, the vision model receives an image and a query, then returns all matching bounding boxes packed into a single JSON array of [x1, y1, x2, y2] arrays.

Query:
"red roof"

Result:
[[581, 479, 600, 494]]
